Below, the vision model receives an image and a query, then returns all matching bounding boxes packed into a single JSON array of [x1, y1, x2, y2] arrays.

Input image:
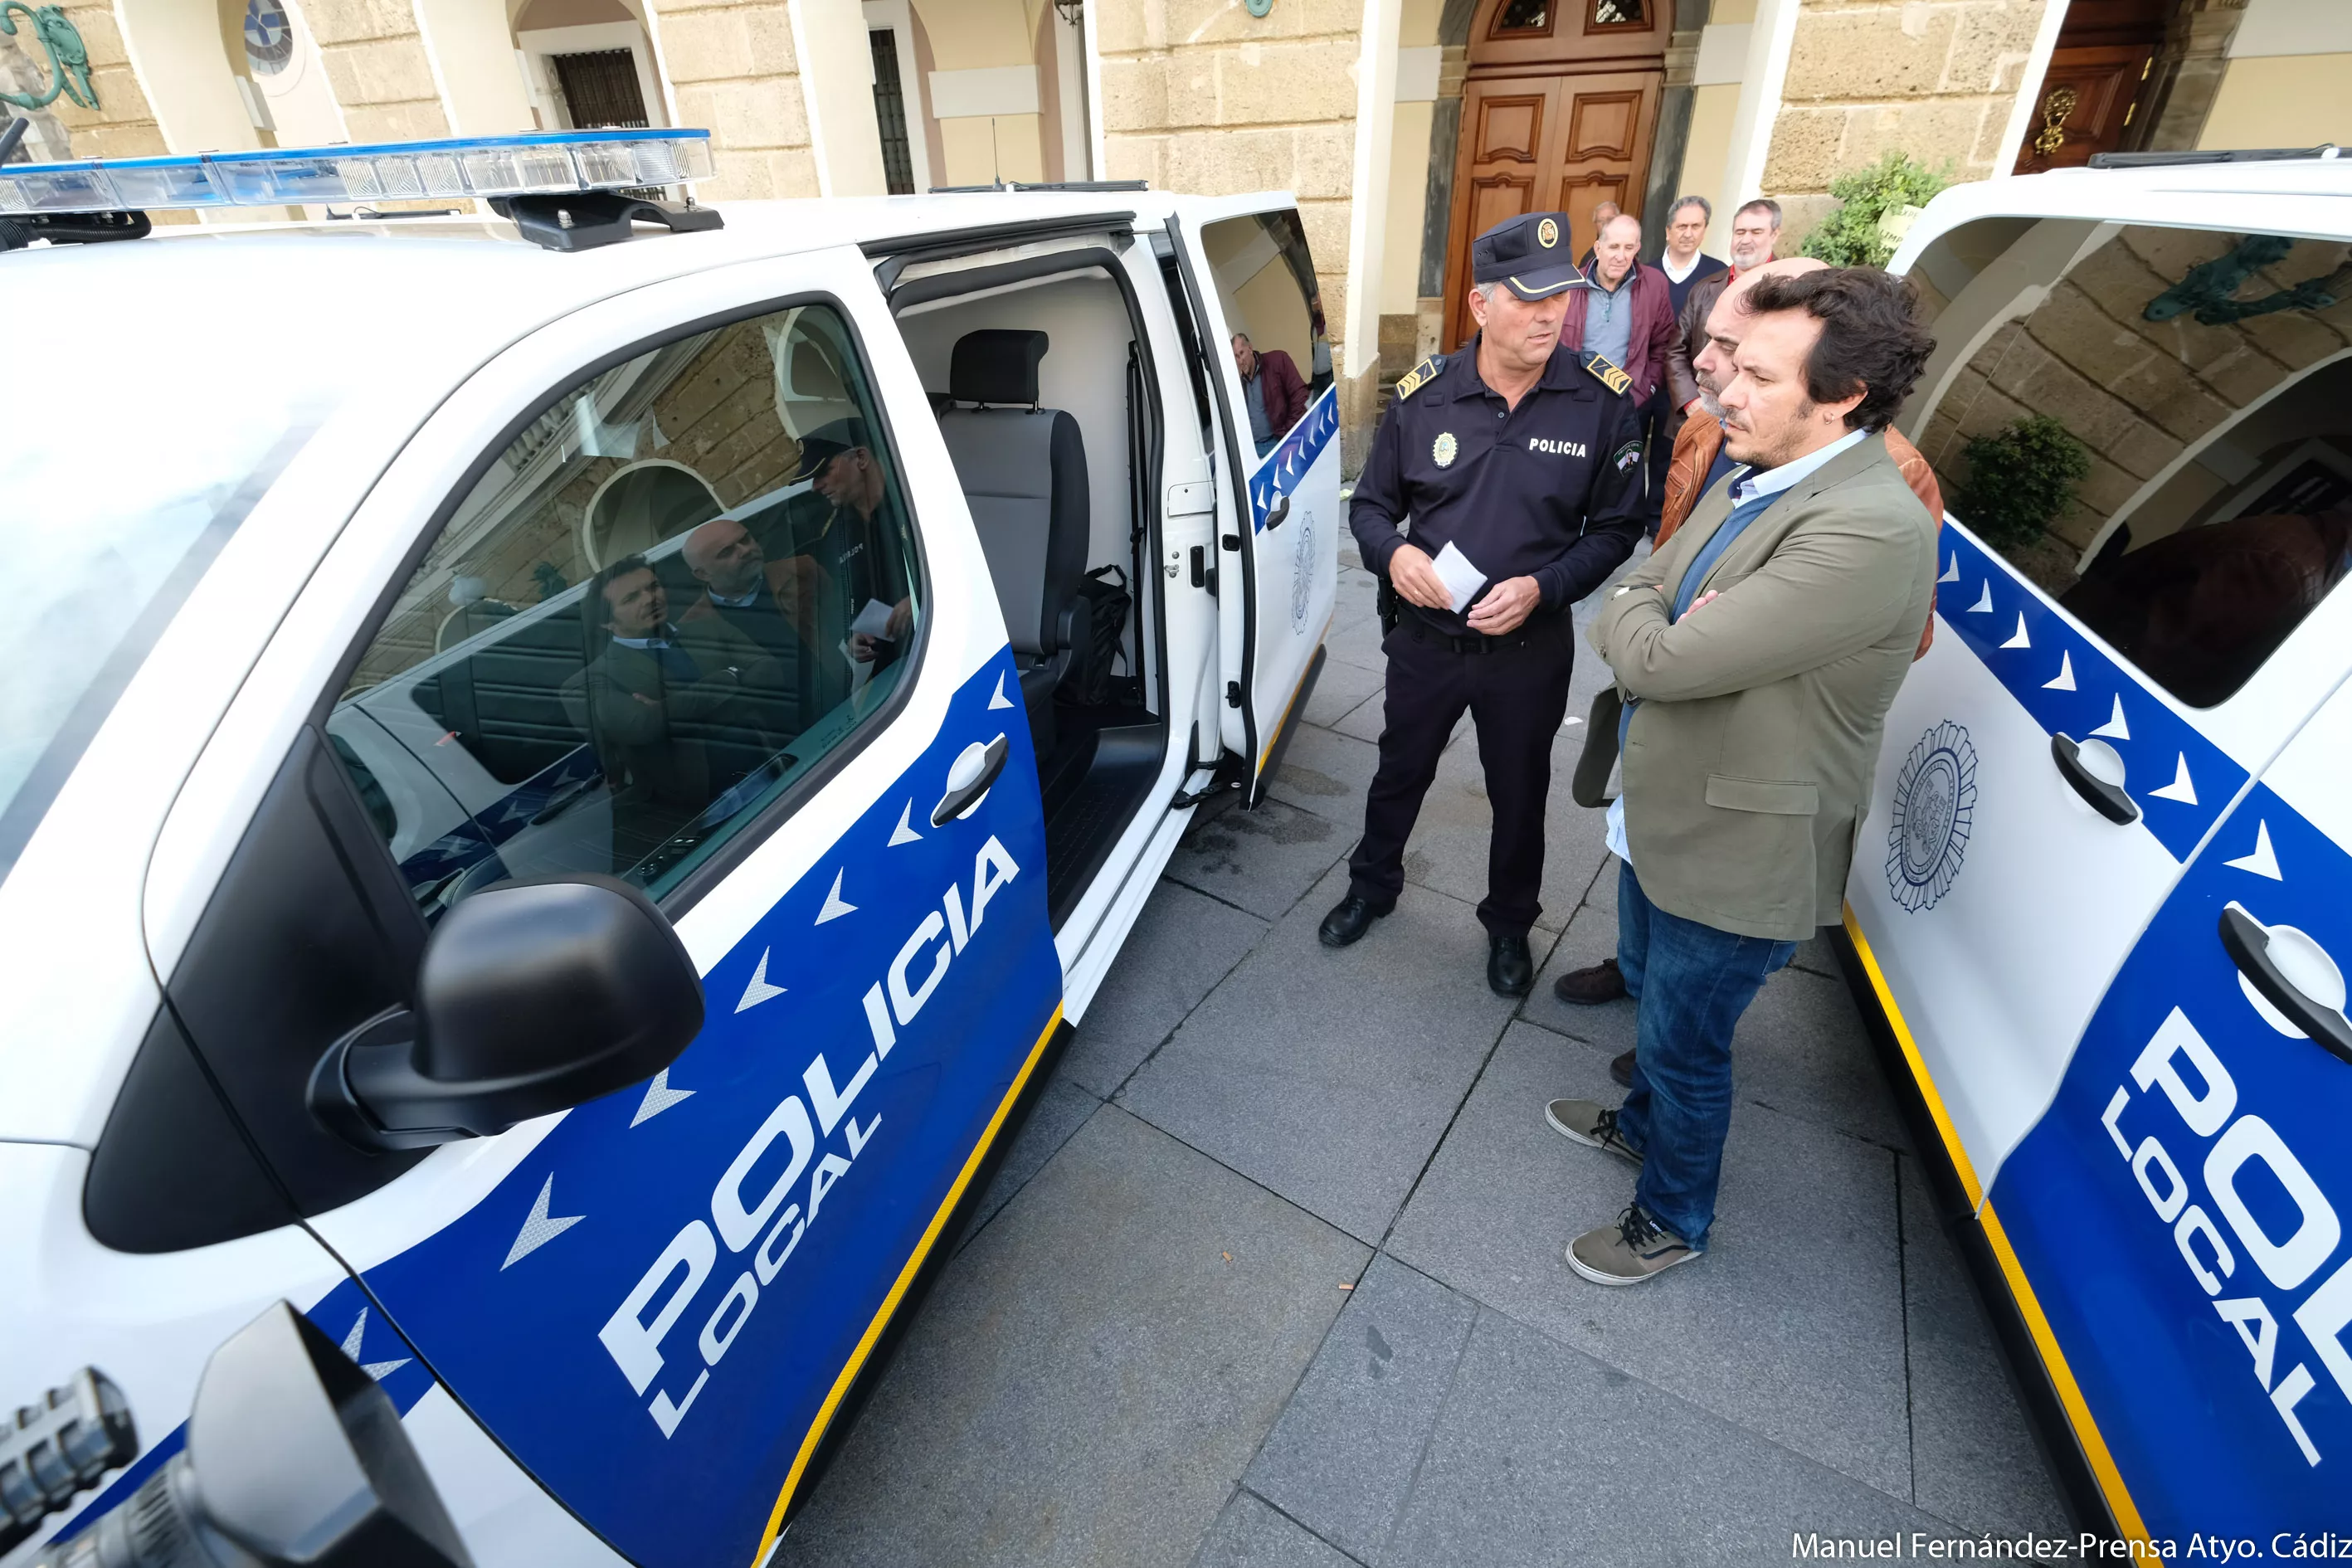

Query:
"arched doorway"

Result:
[[582, 460, 723, 568], [1439, 0, 1673, 353]]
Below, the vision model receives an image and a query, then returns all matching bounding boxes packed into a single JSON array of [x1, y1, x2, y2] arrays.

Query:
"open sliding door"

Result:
[[1166, 196, 1338, 806]]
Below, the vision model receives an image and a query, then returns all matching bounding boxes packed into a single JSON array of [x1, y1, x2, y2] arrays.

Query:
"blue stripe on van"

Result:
[[1989, 780, 2352, 1533], [1249, 387, 1338, 533]]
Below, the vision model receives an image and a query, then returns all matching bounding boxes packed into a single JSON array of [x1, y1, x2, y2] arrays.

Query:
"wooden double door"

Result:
[[1441, 0, 1672, 353]]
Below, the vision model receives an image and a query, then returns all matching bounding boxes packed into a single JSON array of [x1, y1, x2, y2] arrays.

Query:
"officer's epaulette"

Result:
[[1579, 349, 1634, 397], [1394, 353, 1445, 402]]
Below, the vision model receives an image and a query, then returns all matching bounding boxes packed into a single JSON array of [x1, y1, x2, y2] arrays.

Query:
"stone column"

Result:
[[1641, 0, 1707, 261], [1340, 0, 1405, 473], [411, 0, 536, 135], [1715, 0, 1799, 247], [1760, 0, 2048, 252], [304, 0, 450, 142], [1096, 0, 1381, 465], [1412, 41, 1466, 361], [645, 0, 820, 200], [2137, 0, 2247, 154], [791, 0, 887, 197]]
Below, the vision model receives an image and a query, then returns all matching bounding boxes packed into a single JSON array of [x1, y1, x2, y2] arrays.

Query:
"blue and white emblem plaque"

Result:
[[1887, 721, 1977, 913]]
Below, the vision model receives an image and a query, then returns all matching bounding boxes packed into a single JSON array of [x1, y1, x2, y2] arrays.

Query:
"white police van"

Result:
[[1846, 147, 2352, 1541], [0, 129, 1338, 1566]]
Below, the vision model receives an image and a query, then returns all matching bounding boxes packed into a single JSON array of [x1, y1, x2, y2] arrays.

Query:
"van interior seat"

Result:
[[933, 329, 1091, 758], [414, 605, 592, 786]]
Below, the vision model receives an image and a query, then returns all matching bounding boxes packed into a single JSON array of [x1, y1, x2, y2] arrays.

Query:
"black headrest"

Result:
[[949, 329, 1049, 406]]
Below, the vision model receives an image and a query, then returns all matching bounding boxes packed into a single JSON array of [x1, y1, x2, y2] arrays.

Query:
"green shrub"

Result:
[[1951, 415, 2091, 548], [1799, 151, 1951, 266]]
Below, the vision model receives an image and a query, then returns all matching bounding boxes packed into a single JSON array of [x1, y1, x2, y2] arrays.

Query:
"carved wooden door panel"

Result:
[[2014, 43, 2155, 173], [1441, 68, 1660, 351], [1439, 0, 1671, 353], [1551, 70, 1660, 257], [1443, 76, 1558, 353]]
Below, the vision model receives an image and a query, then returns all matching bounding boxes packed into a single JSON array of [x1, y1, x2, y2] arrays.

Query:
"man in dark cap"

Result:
[[1321, 210, 1648, 996], [777, 417, 918, 704]]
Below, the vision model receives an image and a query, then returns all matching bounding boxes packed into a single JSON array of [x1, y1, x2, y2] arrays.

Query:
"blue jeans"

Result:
[[1612, 860, 1796, 1249]]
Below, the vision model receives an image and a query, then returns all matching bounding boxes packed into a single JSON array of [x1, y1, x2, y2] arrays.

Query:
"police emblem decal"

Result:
[[1290, 511, 1316, 631], [1433, 431, 1458, 468], [1537, 217, 1560, 250], [1887, 721, 1977, 913]]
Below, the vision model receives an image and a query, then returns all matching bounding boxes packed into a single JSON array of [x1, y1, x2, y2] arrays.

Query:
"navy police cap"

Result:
[[1470, 211, 1590, 299]]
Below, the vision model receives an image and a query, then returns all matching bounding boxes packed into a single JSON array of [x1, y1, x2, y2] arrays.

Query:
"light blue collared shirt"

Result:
[[1722, 426, 1867, 508]]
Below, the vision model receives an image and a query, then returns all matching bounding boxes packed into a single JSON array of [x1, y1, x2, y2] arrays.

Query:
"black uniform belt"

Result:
[[1401, 609, 1559, 655]]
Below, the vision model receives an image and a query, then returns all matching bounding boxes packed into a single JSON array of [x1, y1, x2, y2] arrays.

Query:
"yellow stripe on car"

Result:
[[1843, 904, 2149, 1544], [750, 1004, 1066, 1563], [1257, 630, 1332, 774], [1843, 908, 1984, 1208], [1979, 1202, 2152, 1544]]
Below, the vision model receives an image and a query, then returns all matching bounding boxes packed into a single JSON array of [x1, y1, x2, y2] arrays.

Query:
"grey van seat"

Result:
[[933, 329, 1091, 757]]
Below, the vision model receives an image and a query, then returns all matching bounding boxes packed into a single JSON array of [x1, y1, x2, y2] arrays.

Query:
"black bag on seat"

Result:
[[1059, 564, 1132, 708]]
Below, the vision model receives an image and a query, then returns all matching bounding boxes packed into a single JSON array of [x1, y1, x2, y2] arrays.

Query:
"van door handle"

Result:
[[933, 733, 1010, 826], [1190, 546, 1216, 595], [2051, 733, 2138, 825], [1262, 495, 1291, 531], [2218, 904, 2352, 1066]]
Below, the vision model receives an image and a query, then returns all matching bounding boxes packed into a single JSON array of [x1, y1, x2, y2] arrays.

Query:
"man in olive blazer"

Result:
[[1546, 269, 1937, 1287]]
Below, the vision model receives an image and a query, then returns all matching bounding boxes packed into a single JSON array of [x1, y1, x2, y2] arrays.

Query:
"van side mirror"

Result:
[[309, 877, 704, 1152], [28, 1302, 472, 1568]]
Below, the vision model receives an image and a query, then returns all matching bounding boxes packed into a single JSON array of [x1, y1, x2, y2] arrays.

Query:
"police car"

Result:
[[1847, 147, 2352, 1541], [0, 129, 1339, 1566]]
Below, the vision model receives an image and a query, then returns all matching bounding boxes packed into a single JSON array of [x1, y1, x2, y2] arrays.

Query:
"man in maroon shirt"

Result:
[[1232, 333, 1309, 457], [1561, 213, 1678, 406]]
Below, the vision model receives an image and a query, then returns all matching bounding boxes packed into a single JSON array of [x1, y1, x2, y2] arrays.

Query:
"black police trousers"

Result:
[[1346, 611, 1576, 937]]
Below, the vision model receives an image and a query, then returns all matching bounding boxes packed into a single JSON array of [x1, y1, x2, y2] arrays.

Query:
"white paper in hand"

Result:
[[1431, 541, 1488, 615], [850, 598, 898, 640]]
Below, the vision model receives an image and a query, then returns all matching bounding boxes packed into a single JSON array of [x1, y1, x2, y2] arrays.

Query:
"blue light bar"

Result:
[[0, 129, 714, 217]]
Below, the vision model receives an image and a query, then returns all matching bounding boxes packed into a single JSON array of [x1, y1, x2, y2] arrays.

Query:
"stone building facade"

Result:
[[1762, 0, 2050, 241], [5, 0, 2345, 457]]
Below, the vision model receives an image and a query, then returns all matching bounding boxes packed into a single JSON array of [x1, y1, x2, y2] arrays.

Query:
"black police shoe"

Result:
[[1488, 932, 1534, 997], [1319, 895, 1388, 948]]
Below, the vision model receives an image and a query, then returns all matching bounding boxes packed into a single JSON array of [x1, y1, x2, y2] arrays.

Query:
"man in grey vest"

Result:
[[1546, 269, 1937, 1286]]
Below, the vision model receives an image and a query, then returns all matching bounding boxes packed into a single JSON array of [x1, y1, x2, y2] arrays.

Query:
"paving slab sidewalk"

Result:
[[777, 555, 2067, 1566]]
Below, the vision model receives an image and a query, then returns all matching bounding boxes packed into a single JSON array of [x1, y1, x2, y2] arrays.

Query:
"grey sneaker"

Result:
[[1567, 1205, 1700, 1287], [1544, 1098, 1643, 1168]]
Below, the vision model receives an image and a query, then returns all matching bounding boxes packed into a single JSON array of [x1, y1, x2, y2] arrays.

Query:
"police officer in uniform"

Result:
[[1321, 210, 1648, 996]]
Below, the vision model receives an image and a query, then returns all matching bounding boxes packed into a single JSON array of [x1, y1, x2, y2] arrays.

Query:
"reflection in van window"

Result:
[[1904, 221, 2352, 706], [1200, 210, 1330, 460], [333, 303, 923, 914]]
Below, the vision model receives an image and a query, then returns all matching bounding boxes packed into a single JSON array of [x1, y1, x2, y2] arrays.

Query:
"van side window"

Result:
[[1906, 222, 2352, 707], [1200, 210, 1331, 460], [334, 302, 923, 913]]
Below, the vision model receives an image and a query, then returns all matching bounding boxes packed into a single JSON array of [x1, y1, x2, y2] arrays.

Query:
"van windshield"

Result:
[[1900, 217, 2352, 706], [0, 335, 346, 880]]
